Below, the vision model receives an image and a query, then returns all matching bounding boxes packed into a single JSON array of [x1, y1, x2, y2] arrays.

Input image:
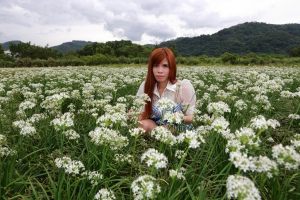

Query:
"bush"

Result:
[[221, 52, 238, 64]]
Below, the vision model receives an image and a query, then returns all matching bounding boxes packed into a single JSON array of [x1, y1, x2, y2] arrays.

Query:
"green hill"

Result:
[[0, 40, 21, 50], [51, 40, 93, 53], [159, 22, 300, 57], [2, 22, 300, 57]]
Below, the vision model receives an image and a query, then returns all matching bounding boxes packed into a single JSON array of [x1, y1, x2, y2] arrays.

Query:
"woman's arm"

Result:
[[180, 80, 196, 123], [183, 114, 193, 124]]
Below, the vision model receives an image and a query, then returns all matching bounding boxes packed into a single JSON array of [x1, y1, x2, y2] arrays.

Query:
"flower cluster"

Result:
[[207, 101, 231, 116], [169, 167, 186, 180], [178, 130, 205, 149], [250, 115, 280, 131], [12, 119, 36, 136], [156, 98, 175, 110], [62, 129, 80, 140], [54, 156, 85, 174], [226, 175, 261, 200], [175, 150, 187, 159], [272, 144, 300, 170], [114, 153, 132, 164], [94, 188, 116, 200], [129, 127, 145, 138], [131, 175, 161, 200], [96, 103, 128, 128], [18, 100, 36, 111], [89, 127, 129, 150], [0, 134, 16, 157], [150, 126, 177, 146], [141, 148, 168, 169], [81, 170, 103, 185], [50, 112, 74, 131], [40, 92, 70, 115], [163, 111, 184, 124]]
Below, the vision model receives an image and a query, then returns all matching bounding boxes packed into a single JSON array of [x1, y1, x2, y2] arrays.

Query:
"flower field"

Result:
[[0, 65, 300, 200]]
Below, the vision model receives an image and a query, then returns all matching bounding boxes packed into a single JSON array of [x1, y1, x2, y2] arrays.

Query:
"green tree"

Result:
[[221, 52, 238, 64], [170, 44, 178, 57], [290, 46, 300, 57], [9, 42, 62, 59], [0, 45, 4, 54]]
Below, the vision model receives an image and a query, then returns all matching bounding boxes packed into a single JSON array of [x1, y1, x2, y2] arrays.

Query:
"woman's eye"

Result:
[[163, 64, 168, 67]]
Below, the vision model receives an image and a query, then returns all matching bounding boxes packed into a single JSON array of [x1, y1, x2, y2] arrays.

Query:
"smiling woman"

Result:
[[136, 47, 196, 132]]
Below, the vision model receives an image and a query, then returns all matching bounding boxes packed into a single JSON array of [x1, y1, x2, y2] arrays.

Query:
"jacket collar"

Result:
[[153, 81, 177, 97]]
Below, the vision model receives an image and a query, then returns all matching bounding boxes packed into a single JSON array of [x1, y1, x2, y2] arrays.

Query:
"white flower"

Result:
[[175, 150, 186, 159], [272, 144, 300, 170], [163, 112, 184, 124], [280, 91, 294, 98], [19, 100, 36, 111], [253, 155, 278, 178], [234, 127, 261, 147], [141, 148, 168, 169], [288, 114, 300, 120], [129, 127, 145, 137], [12, 120, 36, 136], [226, 139, 246, 154], [94, 188, 116, 200], [140, 93, 151, 102], [62, 129, 80, 140], [234, 99, 247, 111], [182, 130, 205, 149], [131, 175, 161, 200], [81, 170, 103, 185], [89, 127, 128, 150], [229, 151, 256, 173], [169, 167, 186, 180], [150, 126, 177, 146], [55, 156, 85, 174], [211, 116, 229, 133], [114, 153, 132, 164], [0, 147, 17, 157], [226, 175, 261, 200], [50, 112, 74, 131], [250, 115, 279, 131], [156, 98, 175, 110], [207, 101, 231, 116]]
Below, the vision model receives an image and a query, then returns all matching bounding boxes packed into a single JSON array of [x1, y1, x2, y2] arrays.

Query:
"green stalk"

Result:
[[130, 136, 138, 177], [288, 103, 300, 131]]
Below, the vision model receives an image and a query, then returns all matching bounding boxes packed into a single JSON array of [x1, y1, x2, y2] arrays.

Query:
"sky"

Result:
[[1, 0, 300, 47]]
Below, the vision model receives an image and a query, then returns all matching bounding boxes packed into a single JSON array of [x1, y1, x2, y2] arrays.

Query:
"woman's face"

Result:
[[152, 58, 169, 85]]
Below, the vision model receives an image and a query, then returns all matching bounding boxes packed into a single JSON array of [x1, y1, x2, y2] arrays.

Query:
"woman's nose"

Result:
[[158, 66, 163, 72]]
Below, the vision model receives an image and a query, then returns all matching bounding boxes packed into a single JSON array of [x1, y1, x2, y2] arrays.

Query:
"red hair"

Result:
[[144, 47, 177, 117]]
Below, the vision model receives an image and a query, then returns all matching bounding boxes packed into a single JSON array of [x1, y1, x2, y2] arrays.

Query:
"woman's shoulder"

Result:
[[136, 80, 146, 95], [139, 80, 146, 86], [177, 79, 193, 86]]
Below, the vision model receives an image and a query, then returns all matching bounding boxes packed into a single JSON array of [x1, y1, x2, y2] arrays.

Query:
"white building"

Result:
[[4, 50, 11, 56]]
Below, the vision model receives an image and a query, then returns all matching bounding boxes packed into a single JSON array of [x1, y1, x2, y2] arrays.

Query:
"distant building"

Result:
[[4, 50, 11, 56]]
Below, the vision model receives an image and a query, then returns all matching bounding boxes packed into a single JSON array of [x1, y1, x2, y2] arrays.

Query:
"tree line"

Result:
[[0, 40, 300, 68]]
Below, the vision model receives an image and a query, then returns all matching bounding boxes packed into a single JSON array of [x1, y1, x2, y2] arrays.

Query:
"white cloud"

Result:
[[0, 0, 299, 46]]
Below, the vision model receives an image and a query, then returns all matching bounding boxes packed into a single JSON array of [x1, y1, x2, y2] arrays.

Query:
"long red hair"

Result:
[[144, 47, 177, 117]]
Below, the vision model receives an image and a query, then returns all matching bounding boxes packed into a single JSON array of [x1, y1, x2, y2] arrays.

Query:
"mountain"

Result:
[[2, 22, 300, 57], [0, 40, 21, 50], [159, 22, 300, 57], [51, 40, 93, 53]]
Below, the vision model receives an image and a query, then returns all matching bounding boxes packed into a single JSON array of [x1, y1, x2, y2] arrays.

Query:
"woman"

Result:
[[136, 47, 196, 132]]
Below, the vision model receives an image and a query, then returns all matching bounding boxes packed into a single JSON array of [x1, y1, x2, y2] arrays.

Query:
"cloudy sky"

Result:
[[1, 0, 300, 47]]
